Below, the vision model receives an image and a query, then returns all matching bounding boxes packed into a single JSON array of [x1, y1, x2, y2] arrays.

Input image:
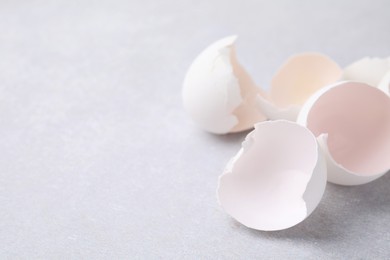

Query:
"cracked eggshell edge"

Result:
[[255, 94, 300, 121]]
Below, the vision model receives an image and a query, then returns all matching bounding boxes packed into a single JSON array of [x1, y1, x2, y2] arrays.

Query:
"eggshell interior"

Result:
[[229, 46, 267, 132], [306, 82, 390, 176], [218, 121, 326, 231], [270, 53, 342, 108]]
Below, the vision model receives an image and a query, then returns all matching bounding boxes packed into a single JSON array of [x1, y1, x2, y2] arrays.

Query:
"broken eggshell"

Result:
[[378, 70, 390, 95], [298, 81, 390, 185], [182, 36, 266, 134], [342, 57, 390, 87], [217, 120, 327, 231], [256, 52, 342, 121]]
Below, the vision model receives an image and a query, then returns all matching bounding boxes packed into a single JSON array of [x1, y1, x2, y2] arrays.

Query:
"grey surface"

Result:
[[0, 0, 389, 259]]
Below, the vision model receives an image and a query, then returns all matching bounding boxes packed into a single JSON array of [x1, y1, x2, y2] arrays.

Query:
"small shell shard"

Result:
[[256, 94, 300, 121]]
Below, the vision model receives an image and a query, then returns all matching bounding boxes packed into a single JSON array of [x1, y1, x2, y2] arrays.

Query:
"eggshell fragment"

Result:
[[342, 57, 390, 87], [256, 95, 300, 121], [217, 120, 327, 231], [256, 53, 342, 121], [182, 36, 266, 134], [298, 81, 390, 185], [378, 70, 390, 95]]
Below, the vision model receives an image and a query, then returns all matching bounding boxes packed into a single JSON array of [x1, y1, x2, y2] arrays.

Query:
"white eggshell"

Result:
[[182, 36, 266, 134], [378, 70, 390, 95], [342, 57, 390, 87], [217, 120, 327, 231], [298, 81, 390, 185], [256, 94, 300, 121]]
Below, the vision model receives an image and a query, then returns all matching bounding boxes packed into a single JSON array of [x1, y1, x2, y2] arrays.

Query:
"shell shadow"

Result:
[[202, 128, 253, 145]]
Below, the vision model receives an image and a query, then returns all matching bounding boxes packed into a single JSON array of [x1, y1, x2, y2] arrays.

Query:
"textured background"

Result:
[[0, 0, 389, 259]]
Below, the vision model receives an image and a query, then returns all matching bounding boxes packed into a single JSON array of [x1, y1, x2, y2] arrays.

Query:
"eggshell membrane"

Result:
[[298, 81, 390, 185], [217, 120, 327, 231], [342, 57, 390, 87], [270, 53, 342, 108], [182, 36, 266, 134]]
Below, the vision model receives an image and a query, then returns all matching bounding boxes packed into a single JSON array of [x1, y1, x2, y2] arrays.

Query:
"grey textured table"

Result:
[[0, 0, 389, 259]]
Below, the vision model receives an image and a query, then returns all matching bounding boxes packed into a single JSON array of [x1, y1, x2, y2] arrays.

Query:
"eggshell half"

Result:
[[342, 57, 390, 87], [256, 53, 342, 121], [298, 81, 390, 185], [182, 36, 266, 134], [217, 120, 327, 231]]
